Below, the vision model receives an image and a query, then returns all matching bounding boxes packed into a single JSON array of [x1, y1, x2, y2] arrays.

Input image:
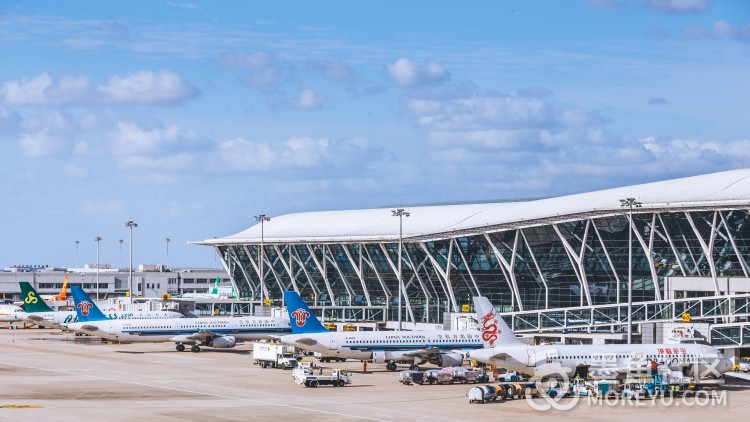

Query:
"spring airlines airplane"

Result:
[[278, 291, 484, 371], [17, 282, 184, 329], [466, 296, 733, 379], [67, 286, 291, 352]]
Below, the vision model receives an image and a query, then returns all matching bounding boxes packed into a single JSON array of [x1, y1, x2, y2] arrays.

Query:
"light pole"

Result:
[[119, 239, 123, 269], [75, 240, 79, 268], [166, 238, 171, 268], [254, 214, 270, 305], [391, 208, 410, 330], [620, 197, 642, 344], [126, 220, 138, 298], [95, 236, 102, 300]]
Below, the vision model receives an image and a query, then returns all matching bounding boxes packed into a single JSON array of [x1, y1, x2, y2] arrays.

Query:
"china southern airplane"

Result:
[[278, 291, 484, 371], [17, 282, 184, 329], [466, 296, 733, 379], [67, 286, 291, 352]]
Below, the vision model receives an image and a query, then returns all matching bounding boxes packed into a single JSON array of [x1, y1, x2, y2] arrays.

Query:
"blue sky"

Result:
[[1, 0, 748, 269]]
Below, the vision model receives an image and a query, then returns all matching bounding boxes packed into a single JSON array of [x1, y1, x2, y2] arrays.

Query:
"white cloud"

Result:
[[219, 51, 278, 69], [296, 88, 324, 110], [98, 70, 200, 105], [217, 136, 371, 172], [387, 58, 449, 87], [1, 71, 199, 106], [646, 0, 711, 14], [306, 58, 354, 82], [407, 93, 601, 132], [1, 73, 92, 105], [18, 131, 66, 156], [111, 122, 205, 156], [682, 20, 750, 40], [241, 67, 282, 87]]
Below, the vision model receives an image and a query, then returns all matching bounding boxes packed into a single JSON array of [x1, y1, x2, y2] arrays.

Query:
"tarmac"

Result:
[[1, 328, 750, 422]]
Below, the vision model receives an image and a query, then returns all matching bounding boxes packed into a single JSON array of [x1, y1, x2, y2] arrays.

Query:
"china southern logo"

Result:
[[291, 308, 310, 326], [77, 301, 93, 316]]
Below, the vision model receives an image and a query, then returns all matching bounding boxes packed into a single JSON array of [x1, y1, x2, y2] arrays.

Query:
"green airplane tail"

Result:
[[19, 282, 54, 313], [210, 276, 220, 295]]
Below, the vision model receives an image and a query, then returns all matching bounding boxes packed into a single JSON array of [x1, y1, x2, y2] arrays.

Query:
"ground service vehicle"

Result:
[[314, 352, 347, 363], [399, 370, 425, 385], [253, 342, 298, 369], [467, 385, 498, 403], [295, 368, 352, 387]]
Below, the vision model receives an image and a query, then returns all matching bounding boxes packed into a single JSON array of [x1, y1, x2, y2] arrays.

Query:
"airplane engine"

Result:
[[431, 353, 464, 368], [372, 350, 386, 364], [206, 336, 236, 349]]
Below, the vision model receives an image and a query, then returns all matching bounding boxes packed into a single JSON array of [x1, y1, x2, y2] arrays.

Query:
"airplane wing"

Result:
[[171, 331, 222, 343], [25, 314, 44, 321], [401, 346, 464, 359]]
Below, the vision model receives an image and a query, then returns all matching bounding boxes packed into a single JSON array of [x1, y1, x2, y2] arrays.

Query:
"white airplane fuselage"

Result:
[[19, 310, 185, 329], [0, 305, 23, 322], [68, 316, 291, 343], [467, 343, 733, 378], [280, 330, 484, 364]]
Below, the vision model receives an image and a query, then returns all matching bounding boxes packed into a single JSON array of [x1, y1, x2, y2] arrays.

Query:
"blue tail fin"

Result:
[[71, 286, 109, 322], [283, 291, 329, 334]]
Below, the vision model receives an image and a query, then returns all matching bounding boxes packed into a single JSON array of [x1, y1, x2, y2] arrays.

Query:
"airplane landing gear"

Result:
[[409, 364, 420, 371], [176, 343, 185, 352], [191, 345, 201, 353], [386, 362, 397, 371]]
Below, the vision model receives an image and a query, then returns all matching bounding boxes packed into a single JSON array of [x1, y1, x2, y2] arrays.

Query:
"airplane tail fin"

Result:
[[283, 290, 330, 334], [211, 276, 220, 295], [19, 282, 54, 313], [473, 296, 522, 347], [71, 286, 109, 322], [56, 273, 69, 301]]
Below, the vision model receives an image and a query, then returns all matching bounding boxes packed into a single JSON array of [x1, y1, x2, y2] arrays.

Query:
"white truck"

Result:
[[252, 342, 298, 369], [293, 361, 352, 387]]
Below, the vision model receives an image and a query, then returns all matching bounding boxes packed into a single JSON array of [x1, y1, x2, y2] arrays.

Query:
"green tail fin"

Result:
[[211, 276, 220, 295], [19, 282, 54, 312]]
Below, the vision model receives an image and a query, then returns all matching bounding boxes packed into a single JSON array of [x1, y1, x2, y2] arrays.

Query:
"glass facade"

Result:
[[216, 209, 750, 324]]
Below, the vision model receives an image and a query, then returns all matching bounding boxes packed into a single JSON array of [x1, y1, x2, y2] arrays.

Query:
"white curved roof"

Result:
[[201, 169, 750, 245]]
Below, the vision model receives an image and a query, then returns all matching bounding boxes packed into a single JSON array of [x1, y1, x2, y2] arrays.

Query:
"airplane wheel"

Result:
[[409, 364, 420, 371], [387, 362, 397, 371], [191, 345, 201, 353], [176, 344, 185, 352]]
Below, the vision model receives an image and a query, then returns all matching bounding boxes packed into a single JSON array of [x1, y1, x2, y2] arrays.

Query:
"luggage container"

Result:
[[399, 370, 425, 385], [467, 385, 498, 403]]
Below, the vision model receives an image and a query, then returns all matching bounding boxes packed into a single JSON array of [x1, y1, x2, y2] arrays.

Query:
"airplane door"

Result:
[[527, 350, 536, 367], [329, 333, 338, 351]]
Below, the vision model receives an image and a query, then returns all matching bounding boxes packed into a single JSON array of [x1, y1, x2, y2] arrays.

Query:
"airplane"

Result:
[[181, 276, 236, 299], [465, 296, 733, 380], [40, 273, 69, 302], [67, 286, 292, 352], [0, 303, 23, 323], [16, 282, 184, 329], [278, 290, 484, 371]]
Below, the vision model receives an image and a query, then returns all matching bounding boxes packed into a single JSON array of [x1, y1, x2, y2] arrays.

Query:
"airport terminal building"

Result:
[[200, 169, 750, 352]]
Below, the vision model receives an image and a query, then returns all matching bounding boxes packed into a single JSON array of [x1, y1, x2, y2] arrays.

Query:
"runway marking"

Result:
[[0, 404, 43, 409], [0, 361, 389, 421]]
